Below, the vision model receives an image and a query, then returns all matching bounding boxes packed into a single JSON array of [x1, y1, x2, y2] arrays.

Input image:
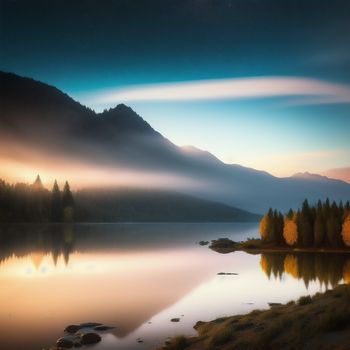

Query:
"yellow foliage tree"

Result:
[[260, 214, 269, 241], [283, 215, 298, 246], [341, 214, 350, 247]]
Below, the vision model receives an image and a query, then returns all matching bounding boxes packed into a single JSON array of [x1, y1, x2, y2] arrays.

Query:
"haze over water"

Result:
[[1, 223, 348, 350]]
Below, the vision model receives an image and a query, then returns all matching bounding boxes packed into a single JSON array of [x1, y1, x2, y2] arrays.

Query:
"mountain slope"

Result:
[[1, 71, 350, 214], [75, 188, 260, 222]]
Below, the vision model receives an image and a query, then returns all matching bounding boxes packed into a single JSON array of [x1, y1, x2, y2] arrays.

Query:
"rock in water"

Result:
[[56, 337, 74, 348], [80, 333, 102, 345], [93, 325, 115, 331], [57, 335, 81, 348], [79, 322, 102, 328], [170, 318, 180, 322], [64, 325, 82, 333]]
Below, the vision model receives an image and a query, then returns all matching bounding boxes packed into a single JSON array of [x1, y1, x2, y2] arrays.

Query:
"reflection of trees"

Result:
[[0, 224, 76, 267], [260, 253, 350, 288], [343, 260, 350, 284]]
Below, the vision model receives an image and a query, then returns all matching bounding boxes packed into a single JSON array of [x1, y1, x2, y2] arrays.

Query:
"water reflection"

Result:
[[2, 223, 349, 350], [0, 222, 260, 350], [0, 224, 76, 267], [260, 253, 350, 288]]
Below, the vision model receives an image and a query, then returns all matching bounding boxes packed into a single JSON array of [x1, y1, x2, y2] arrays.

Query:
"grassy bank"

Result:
[[209, 238, 350, 255], [160, 284, 350, 350]]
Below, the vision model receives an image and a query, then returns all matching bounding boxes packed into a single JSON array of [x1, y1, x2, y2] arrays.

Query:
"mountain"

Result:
[[1, 71, 350, 214], [75, 188, 260, 222]]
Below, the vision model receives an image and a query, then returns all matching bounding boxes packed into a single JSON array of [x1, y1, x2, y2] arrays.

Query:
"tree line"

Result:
[[0, 176, 75, 222], [260, 199, 350, 248]]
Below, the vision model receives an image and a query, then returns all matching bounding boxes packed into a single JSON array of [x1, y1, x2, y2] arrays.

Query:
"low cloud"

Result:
[[93, 76, 350, 106]]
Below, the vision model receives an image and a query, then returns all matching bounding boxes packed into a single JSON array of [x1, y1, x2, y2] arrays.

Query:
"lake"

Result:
[[0, 223, 349, 350]]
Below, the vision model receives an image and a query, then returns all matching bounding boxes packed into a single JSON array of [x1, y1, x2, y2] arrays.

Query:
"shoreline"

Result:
[[209, 238, 350, 255], [160, 284, 350, 350]]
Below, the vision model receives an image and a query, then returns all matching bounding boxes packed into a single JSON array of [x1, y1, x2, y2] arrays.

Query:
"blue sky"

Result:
[[1, 0, 350, 176]]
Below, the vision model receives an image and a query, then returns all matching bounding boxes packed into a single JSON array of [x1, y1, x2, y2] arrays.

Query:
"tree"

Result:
[[50, 180, 63, 222], [275, 211, 284, 245], [62, 181, 74, 208], [283, 214, 298, 246], [314, 207, 325, 246], [326, 202, 342, 247], [286, 208, 294, 220], [342, 214, 350, 247], [32, 175, 44, 190], [260, 208, 274, 243], [298, 199, 313, 247], [62, 181, 75, 222]]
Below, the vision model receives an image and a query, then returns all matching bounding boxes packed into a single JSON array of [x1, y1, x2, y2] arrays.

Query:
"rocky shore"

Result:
[[160, 283, 350, 350]]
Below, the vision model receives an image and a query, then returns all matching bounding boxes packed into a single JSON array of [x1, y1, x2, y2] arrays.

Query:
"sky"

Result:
[[1, 0, 350, 178]]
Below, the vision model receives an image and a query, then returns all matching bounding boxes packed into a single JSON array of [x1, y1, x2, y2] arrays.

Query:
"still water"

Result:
[[0, 223, 349, 350]]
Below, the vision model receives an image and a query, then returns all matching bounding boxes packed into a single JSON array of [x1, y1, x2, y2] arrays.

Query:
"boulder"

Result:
[[79, 322, 102, 328], [56, 337, 74, 348], [64, 325, 82, 334], [79, 333, 101, 345], [57, 335, 80, 349]]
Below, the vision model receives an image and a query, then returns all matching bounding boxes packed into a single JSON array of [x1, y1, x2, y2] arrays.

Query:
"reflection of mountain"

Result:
[[260, 253, 350, 288], [2, 71, 350, 213]]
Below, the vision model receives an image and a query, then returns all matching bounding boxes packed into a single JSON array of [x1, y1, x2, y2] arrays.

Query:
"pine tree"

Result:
[[32, 175, 44, 190], [314, 202, 325, 246], [276, 211, 284, 245], [50, 180, 62, 222], [62, 181, 74, 222], [62, 181, 74, 208], [298, 199, 313, 247], [286, 208, 294, 220], [326, 202, 342, 247]]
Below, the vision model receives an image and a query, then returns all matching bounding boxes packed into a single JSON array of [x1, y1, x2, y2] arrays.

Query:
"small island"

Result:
[[211, 199, 350, 254]]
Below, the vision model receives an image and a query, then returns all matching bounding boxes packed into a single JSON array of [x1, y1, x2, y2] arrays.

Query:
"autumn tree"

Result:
[[283, 213, 298, 246], [342, 214, 350, 247], [260, 208, 273, 242]]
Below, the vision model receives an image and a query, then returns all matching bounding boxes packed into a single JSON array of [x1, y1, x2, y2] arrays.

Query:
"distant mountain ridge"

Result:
[[1, 71, 350, 214], [75, 188, 261, 222]]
